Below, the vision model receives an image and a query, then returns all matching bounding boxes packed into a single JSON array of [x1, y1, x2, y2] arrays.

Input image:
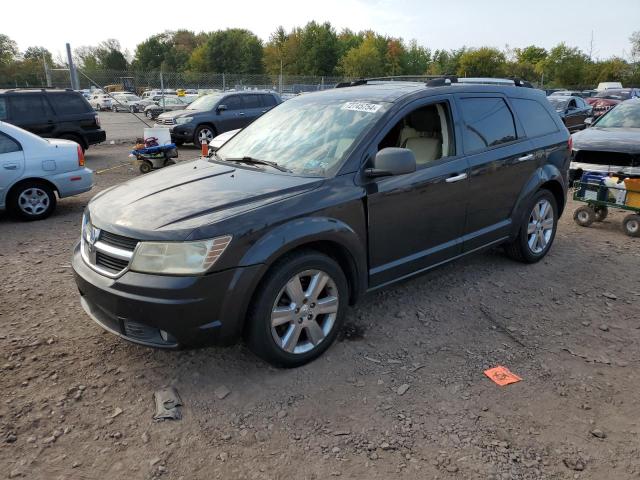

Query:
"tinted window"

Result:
[[511, 98, 559, 138], [224, 96, 243, 110], [575, 97, 586, 108], [8, 94, 51, 121], [0, 132, 21, 154], [0, 98, 7, 120], [459, 97, 517, 153], [48, 93, 91, 115], [261, 94, 277, 107], [242, 95, 261, 109]]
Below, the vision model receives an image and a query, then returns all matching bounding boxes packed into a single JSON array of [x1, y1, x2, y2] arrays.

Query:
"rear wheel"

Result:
[[623, 214, 640, 237], [574, 206, 595, 227], [505, 189, 558, 263], [8, 181, 56, 221], [246, 250, 347, 367], [111, 105, 117, 112], [146, 110, 154, 119], [139, 160, 153, 174]]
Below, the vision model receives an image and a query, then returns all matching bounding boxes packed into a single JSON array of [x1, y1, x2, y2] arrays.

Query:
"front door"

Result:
[[366, 97, 469, 288]]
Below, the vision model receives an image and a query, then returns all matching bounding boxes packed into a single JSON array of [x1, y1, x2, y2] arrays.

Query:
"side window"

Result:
[[0, 132, 21, 154], [510, 98, 559, 138], [8, 95, 51, 121], [575, 97, 585, 108], [242, 95, 261, 109], [568, 99, 577, 109], [49, 93, 91, 115], [261, 94, 277, 107], [0, 98, 7, 120], [458, 97, 516, 153], [224, 96, 242, 111], [377, 102, 454, 166]]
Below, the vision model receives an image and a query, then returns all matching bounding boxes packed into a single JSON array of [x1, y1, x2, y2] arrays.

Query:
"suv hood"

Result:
[[157, 109, 198, 120], [572, 127, 640, 155], [88, 159, 322, 239]]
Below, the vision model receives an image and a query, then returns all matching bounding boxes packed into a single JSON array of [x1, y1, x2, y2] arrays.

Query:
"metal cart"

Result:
[[573, 180, 640, 237], [130, 143, 179, 174]]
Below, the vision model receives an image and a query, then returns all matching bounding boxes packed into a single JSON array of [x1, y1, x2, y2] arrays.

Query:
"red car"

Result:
[[586, 88, 640, 117]]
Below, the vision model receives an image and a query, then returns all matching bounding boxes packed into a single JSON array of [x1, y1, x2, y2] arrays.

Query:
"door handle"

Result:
[[3, 163, 18, 170], [238, 112, 245, 116], [261, 110, 267, 113], [518, 154, 534, 162], [445, 173, 467, 183]]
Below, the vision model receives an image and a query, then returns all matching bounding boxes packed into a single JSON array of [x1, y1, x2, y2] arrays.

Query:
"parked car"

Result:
[[586, 88, 640, 118], [0, 89, 106, 151], [547, 95, 592, 131], [73, 80, 570, 367], [0, 121, 93, 220], [88, 93, 113, 111], [208, 128, 240, 152], [596, 82, 623, 91], [550, 90, 584, 98], [144, 96, 187, 119], [570, 99, 640, 181], [141, 90, 176, 101], [110, 93, 152, 113], [156, 91, 281, 145], [581, 90, 598, 98]]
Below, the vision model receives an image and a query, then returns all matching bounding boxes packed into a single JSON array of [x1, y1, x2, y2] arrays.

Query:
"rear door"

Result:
[[260, 94, 278, 114], [454, 94, 535, 251], [47, 92, 96, 134], [7, 94, 56, 137], [0, 129, 25, 207]]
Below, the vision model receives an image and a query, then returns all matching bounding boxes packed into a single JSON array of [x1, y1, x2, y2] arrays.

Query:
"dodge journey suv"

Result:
[[73, 79, 570, 367]]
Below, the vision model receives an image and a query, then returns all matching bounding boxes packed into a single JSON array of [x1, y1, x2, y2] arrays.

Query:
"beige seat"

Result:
[[404, 137, 441, 164], [399, 108, 442, 164]]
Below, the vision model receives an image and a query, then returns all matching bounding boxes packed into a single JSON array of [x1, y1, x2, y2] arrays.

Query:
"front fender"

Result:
[[510, 163, 567, 237]]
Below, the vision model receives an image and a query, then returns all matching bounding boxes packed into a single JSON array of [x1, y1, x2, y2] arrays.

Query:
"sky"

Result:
[[4, 0, 639, 61]]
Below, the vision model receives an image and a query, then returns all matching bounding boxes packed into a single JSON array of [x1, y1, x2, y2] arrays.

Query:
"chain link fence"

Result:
[[47, 69, 345, 95]]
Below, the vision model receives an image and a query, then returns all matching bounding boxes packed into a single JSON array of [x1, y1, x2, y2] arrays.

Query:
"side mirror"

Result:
[[584, 117, 593, 127], [217, 104, 227, 113], [365, 147, 416, 178]]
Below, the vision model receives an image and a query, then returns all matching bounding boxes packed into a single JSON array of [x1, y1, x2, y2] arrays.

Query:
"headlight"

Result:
[[130, 236, 232, 275], [175, 116, 193, 125]]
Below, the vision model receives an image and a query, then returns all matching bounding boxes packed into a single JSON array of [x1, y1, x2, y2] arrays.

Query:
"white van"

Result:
[[596, 82, 623, 91]]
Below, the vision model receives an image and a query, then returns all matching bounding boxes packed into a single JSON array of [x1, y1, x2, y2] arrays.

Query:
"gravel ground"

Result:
[[1, 143, 639, 480]]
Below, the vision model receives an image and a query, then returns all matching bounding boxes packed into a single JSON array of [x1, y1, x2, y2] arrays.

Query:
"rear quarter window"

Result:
[[458, 97, 517, 153], [0, 131, 21, 154], [511, 98, 559, 138], [48, 93, 92, 115], [0, 97, 7, 120]]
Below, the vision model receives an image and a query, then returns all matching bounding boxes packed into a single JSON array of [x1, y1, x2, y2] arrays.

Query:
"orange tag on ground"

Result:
[[484, 366, 522, 386]]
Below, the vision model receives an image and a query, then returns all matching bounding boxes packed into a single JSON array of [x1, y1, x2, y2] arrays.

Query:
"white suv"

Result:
[[88, 93, 113, 111]]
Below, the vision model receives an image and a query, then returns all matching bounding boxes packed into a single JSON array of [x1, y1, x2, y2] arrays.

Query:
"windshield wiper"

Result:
[[224, 156, 291, 173]]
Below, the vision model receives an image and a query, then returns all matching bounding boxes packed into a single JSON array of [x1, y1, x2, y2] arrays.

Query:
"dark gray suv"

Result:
[[73, 78, 570, 367], [156, 91, 281, 145]]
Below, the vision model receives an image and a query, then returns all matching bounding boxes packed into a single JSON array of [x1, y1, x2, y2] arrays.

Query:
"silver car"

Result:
[[144, 96, 188, 119], [0, 121, 94, 220], [110, 93, 152, 113]]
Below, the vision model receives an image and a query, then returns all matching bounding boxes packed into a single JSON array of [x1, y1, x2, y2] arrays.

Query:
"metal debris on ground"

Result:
[[153, 387, 183, 420]]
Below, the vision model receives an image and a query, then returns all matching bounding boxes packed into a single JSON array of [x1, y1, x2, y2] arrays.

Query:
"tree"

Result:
[[134, 33, 171, 70], [514, 45, 547, 65], [189, 29, 263, 73], [23, 46, 53, 65], [0, 34, 18, 65], [539, 43, 589, 88], [263, 26, 301, 75], [297, 21, 339, 75], [134, 31, 199, 71], [428, 48, 466, 75], [458, 47, 506, 77], [339, 34, 384, 78], [385, 39, 406, 76], [403, 40, 431, 75], [337, 29, 363, 59]]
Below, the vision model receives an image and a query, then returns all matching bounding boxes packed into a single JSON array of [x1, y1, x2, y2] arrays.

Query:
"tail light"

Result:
[[77, 145, 85, 167], [95, 114, 101, 127], [568, 136, 573, 152]]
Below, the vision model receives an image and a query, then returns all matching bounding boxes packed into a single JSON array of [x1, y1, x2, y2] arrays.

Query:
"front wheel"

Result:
[[505, 189, 558, 263], [193, 125, 215, 146], [623, 214, 640, 237], [594, 206, 608, 222], [146, 110, 154, 119], [245, 251, 348, 367], [9, 181, 56, 221]]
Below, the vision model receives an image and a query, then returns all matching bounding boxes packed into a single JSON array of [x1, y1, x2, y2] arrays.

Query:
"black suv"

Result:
[[0, 89, 106, 151], [73, 80, 570, 367], [156, 91, 281, 145]]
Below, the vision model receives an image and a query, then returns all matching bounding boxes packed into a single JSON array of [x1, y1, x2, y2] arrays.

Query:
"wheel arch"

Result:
[[8, 177, 59, 201]]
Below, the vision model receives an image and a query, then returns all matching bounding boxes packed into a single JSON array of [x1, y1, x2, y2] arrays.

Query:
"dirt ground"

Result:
[[1, 143, 639, 480]]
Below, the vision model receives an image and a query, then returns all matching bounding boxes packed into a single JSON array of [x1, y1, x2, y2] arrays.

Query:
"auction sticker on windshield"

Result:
[[342, 102, 382, 113]]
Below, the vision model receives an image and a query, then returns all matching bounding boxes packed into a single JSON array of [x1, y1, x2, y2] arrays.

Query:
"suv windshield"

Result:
[[547, 97, 569, 110], [595, 101, 640, 128], [217, 95, 390, 176], [187, 94, 224, 111], [594, 90, 631, 100]]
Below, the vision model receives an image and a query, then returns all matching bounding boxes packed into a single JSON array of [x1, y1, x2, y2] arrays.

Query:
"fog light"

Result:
[[160, 330, 170, 342]]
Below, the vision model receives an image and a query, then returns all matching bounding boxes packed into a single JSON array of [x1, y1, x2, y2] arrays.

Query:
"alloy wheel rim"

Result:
[[270, 269, 339, 355], [198, 129, 214, 143], [527, 199, 554, 254], [18, 188, 50, 216]]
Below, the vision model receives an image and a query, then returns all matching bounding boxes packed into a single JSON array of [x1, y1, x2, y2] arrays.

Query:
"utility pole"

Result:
[[66, 43, 79, 90], [42, 53, 52, 87], [588, 31, 595, 61]]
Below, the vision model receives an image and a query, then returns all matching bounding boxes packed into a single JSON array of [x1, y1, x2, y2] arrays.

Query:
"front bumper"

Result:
[[169, 126, 195, 143], [72, 243, 260, 348]]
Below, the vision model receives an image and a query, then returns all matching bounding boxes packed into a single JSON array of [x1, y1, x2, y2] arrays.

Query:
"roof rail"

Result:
[[0, 87, 74, 93], [334, 75, 534, 89]]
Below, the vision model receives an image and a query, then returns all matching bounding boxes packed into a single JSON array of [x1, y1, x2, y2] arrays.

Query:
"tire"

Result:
[[505, 189, 558, 263], [245, 250, 348, 367], [139, 160, 153, 174], [111, 105, 117, 112], [193, 125, 215, 146], [130, 106, 136, 114], [8, 181, 56, 221], [622, 214, 640, 237], [594, 206, 608, 222], [146, 110, 154, 119], [574, 205, 595, 227]]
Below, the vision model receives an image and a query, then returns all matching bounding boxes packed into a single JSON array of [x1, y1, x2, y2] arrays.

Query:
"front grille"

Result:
[[158, 118, 175, 125], [100, 230, 139, 250], [96, 251, 129, 273]]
